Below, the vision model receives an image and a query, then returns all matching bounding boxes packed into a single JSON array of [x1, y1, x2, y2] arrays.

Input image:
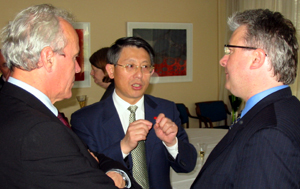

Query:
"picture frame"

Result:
[[127, 22, 193, 83], [72, 22, 91, 88]]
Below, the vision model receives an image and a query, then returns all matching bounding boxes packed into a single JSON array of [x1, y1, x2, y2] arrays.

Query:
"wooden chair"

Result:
[[195, 101, 230, 129], [176, 103, 198, 128]]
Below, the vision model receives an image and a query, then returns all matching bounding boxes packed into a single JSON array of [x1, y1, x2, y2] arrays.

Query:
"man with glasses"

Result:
[[71, 37, 197, 189], [191, 9, 300, 188]]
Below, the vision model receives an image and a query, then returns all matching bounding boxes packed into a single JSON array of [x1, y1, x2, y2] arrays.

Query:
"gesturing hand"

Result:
[[154, 113, 178, 146], [121, 119, 152, 154]]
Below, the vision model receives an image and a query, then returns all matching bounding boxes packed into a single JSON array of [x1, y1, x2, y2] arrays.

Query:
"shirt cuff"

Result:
[[106, 169, 131, 188], [163, 137, 178, 159]]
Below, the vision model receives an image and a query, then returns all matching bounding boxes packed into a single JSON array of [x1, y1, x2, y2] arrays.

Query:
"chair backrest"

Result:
[[195, 101, 228, 122], [176, 103, 189, 125]]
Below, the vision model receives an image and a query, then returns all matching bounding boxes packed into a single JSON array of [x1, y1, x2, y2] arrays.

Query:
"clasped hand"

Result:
[[121, 113, 178, 154]]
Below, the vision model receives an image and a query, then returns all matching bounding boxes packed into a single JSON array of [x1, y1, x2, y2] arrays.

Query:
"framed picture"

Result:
[[127, 22, 193, 83], [72, 22, 91, 88]]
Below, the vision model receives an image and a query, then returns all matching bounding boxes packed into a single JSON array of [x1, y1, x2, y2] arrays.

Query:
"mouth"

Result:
[[132, 83, 142, 90]]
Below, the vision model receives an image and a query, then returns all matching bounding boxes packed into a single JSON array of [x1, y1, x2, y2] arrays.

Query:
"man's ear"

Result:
[[106, 64, 115, 79], [250, 49, 267, 70], [40, 46, 55, 72], [150, 67, 155, 76]]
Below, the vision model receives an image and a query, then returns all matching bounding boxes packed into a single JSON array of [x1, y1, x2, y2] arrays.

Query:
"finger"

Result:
[[163, 123, 178, 135], [134, 119, 153, 126], [127, 123, 151, 135], [129, 119, 153, 130], [155, 113, 165, 123]]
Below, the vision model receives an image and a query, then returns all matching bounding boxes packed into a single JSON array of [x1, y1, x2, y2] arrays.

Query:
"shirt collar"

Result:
[[241, 85, 288, 117], [8, 77, 58, 116], [112, 90, 144, 113]]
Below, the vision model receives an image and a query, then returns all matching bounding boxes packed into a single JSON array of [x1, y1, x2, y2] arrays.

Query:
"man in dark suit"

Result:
[[71, 37, 197, 189], [0, 50, 10, 90], [191, 9, 300, 188], [0, 4, 140, 188]]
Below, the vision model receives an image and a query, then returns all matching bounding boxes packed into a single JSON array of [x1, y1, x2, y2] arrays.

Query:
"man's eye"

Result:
[[126, 64, 134, 68], [142, 65, 149, 69]]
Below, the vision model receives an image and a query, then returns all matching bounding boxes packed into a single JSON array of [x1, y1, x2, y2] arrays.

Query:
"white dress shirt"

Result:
[[8, 77, 58, 116]]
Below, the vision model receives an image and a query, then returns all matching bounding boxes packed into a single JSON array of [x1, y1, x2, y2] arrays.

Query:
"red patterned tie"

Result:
[[57, 112, 71, 128]]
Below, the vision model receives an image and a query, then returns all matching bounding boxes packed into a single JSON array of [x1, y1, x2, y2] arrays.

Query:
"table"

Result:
[[170, 128, 228, 189]]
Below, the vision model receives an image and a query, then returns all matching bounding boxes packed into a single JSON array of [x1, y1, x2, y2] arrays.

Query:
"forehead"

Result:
[[59, 18, 79, 52], [230, 25, 247, 45], [119, 46, 150, 62]]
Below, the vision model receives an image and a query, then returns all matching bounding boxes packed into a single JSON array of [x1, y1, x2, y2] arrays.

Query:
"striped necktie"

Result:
[[128, 105, 149, 188]]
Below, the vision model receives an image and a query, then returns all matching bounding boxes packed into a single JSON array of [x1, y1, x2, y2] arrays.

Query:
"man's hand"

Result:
[[154, 113, 178, 146], [88, 149, 99, 163], [106, 171, 125, 188], [121, 119, 152, 154]]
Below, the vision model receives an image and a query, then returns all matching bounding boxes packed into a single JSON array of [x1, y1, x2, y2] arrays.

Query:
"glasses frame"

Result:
[[115, 63, 154, 74], [224, 44, 257, 55]]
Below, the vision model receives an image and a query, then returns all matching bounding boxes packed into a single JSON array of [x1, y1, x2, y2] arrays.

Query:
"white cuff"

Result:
[[106, 169, 131, 188], [163, 137, 178, 159]]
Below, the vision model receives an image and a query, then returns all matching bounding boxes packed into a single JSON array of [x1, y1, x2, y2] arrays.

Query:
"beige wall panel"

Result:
[[0, 0, 222, 128]]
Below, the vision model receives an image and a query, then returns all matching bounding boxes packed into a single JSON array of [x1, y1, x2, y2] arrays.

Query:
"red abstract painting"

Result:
[[75, 29, 84, 81]]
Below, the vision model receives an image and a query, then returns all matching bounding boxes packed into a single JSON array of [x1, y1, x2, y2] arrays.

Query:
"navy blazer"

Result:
[[0, 82, 138, 189], [191, 87, 300, 188], [71, 94, 197, 189]]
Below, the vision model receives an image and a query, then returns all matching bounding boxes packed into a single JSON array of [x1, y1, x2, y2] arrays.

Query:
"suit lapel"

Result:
[[144, 95, 161, 164], [200, 122, 243, 173], [101, 96, 126, 142]]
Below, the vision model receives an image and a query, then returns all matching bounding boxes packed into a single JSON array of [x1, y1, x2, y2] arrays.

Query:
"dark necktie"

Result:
[[229, 116, 241, 130], [128, 105, 149, 189], [57, 112, 71, 129]]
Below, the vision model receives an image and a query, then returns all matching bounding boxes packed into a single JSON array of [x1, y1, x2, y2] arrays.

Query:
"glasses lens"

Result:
[[123, 64, 154, 74], [141, 65, 152, 73], [125, 64, 135, 73], [224, 47, 230, 55]]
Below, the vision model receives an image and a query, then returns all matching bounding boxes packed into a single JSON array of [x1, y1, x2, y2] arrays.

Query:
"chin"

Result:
[[64, 90, 73, 99]]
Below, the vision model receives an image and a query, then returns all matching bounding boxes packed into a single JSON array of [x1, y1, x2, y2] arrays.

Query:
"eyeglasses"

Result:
[[224, 44, 257, 55], [115, 63, 154, 74]]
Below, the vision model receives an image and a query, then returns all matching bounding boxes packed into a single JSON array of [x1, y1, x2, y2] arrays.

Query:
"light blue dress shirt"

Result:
[[241, 85, 288, 118]]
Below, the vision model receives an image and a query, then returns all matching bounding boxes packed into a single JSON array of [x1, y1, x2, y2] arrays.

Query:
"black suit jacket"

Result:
[[0, 75, 5, 90], [191, 87, 300, 188], [0, 82, 140, 189]]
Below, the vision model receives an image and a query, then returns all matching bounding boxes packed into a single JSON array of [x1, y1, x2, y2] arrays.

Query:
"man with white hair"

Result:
[[0, 4, 140, 189]]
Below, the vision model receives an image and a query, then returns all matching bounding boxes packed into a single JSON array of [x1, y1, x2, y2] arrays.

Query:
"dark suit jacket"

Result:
[[191, 87, 300, 189], [0, 75, 5, 90], [100, 80, 115, 101], [0, 82, 139, 189], [71, 94, 197, 189]]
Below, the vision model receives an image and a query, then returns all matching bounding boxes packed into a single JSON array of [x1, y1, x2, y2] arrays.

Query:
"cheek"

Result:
[[94, 72, 102, 79]]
